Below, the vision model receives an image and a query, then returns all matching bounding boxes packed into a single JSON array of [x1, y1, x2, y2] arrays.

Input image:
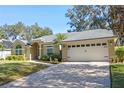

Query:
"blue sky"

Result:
[[0, 5, 71, 34]]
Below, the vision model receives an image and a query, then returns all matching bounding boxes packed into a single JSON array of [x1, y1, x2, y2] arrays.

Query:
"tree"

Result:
[[66, 5, 111, 32], [110, 6, 124, 45], [66, 5, 124, 45], [13, 22, 26, 35], [42, 27, 53, 36], [54, 33, 67, 61], [31, 23, 53, 38], [1, 22, 26, 40], [0, 44, 4, 51], [0, 28, 5, 39], [0, 22, 53, 41], [54, 33, 67, 46]]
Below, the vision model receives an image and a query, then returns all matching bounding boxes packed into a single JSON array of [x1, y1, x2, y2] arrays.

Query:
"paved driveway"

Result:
[[0, 62, 110, 88]]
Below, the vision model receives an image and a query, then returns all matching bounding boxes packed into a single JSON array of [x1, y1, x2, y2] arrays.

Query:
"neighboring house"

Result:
[[11, 29, 116, 62], [0, 39, 12, 59]]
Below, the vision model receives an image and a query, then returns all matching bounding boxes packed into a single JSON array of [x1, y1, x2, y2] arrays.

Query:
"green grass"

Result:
[[111, 64, 124, 88], [0, 62, 48, 85]]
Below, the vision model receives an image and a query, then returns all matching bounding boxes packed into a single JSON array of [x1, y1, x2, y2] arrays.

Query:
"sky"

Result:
[[0, 5, 71, 34]]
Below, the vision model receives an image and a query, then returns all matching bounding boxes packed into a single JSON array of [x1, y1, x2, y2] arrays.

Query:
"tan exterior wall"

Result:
[[11, 37, 115, 61], [30, 41, 44, 60], [62, 38, 115, 61], [42, 43, 59, 55], [62, 44, 68, 61], [11, 40, 26, 55], [25, 46, 31, 60], [107, 39, 115, 61]]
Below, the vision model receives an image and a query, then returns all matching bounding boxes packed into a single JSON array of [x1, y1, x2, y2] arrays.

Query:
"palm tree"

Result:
[[54, 33, 67, 45], [54, 33, 67, 61]]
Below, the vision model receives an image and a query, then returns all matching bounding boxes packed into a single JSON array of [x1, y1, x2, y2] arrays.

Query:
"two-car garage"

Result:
[[61, 29, 115, 62], [66, 40, 109, 62]]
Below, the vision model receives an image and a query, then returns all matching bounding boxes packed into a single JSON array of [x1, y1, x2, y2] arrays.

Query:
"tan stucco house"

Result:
[[11, 29, 116, 62]]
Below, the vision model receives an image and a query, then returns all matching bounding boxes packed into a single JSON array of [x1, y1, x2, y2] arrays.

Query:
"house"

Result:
[[0, 39, 12, 59], [11, 29, 116, 62]]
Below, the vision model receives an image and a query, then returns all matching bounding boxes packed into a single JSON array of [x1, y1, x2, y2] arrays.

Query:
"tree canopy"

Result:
[[66, 5, 124, 45], [54, 33, 67, 46], [0, 22, 53, 41], [66, 5, 111, 32], [0, 44, 4, 51]]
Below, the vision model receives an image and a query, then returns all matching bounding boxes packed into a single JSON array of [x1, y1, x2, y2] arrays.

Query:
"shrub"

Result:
[[49, 53, 61, 62], [115, 46, 124, 62], [40, 55, 49, 61], [40, 53, 62, 63], [111, 56, 118, 63], [6, 55, 24, 61]]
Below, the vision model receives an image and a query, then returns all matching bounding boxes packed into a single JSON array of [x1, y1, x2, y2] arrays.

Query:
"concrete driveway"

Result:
[[0, 62, 110, 88]]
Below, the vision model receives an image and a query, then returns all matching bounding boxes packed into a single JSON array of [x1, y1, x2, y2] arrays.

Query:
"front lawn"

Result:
[[0, 62, 48, 85], [111, 63, 124, 88]]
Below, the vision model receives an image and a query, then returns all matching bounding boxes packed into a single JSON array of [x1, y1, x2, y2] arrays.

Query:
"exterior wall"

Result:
[[25, 46, 31, 60], [62, 44, 68, 61], [107, 39, 115, 61], [12, 40, 44, 60], [62, 38, 115, 61], [30, 40, 43, 60], [11, 40, 26, 55], [42, 43, 59, 56], [11, 37, 115, 61], [31, 43, 39, 59]]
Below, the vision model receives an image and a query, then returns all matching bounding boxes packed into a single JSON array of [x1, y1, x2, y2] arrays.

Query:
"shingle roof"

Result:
[[0, 39, 12, 49], [35, 29, 116, 42], [12, 39, 28, 45], [35, 35, 56, 43], [63, 29, 116, 41]]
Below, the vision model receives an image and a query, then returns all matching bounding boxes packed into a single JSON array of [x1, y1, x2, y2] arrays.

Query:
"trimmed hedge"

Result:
[[6, 55, 24, 61]]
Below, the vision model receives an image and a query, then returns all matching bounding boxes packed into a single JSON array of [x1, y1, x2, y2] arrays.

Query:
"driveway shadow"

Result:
[[0, 63, 110, 88]]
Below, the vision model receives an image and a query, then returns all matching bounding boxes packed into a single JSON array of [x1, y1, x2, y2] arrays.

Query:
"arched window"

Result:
[[16, 45, 22, 55]]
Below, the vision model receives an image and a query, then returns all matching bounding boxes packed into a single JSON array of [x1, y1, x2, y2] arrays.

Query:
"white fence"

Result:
[[0, 50, 11, 59]]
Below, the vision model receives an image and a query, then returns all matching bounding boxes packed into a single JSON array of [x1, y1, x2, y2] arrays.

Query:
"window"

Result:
[[16, 45, 22, 55], [102, 43, 107, 46], [86, 44, 90, 47], [81, 44, 85, 47], [77, 45, 80, 47], [72, 45, 75, 48], [96, 43, 101, 46], [68, 45, 71, 48], [91, 44, 95, 46], [47, 46, 53, 55]]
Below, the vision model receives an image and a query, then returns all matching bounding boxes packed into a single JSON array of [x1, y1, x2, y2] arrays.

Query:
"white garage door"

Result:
[[67, 43, 109, 61]]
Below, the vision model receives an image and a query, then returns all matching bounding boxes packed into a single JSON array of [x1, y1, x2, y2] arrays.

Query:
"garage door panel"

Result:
[[87, 47, 109, 61], [67, 46, 109, 62]]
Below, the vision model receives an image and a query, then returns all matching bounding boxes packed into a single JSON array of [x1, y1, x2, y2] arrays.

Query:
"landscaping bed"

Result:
[[0, 62, 48, 85], [111, 63, 124, 88]]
